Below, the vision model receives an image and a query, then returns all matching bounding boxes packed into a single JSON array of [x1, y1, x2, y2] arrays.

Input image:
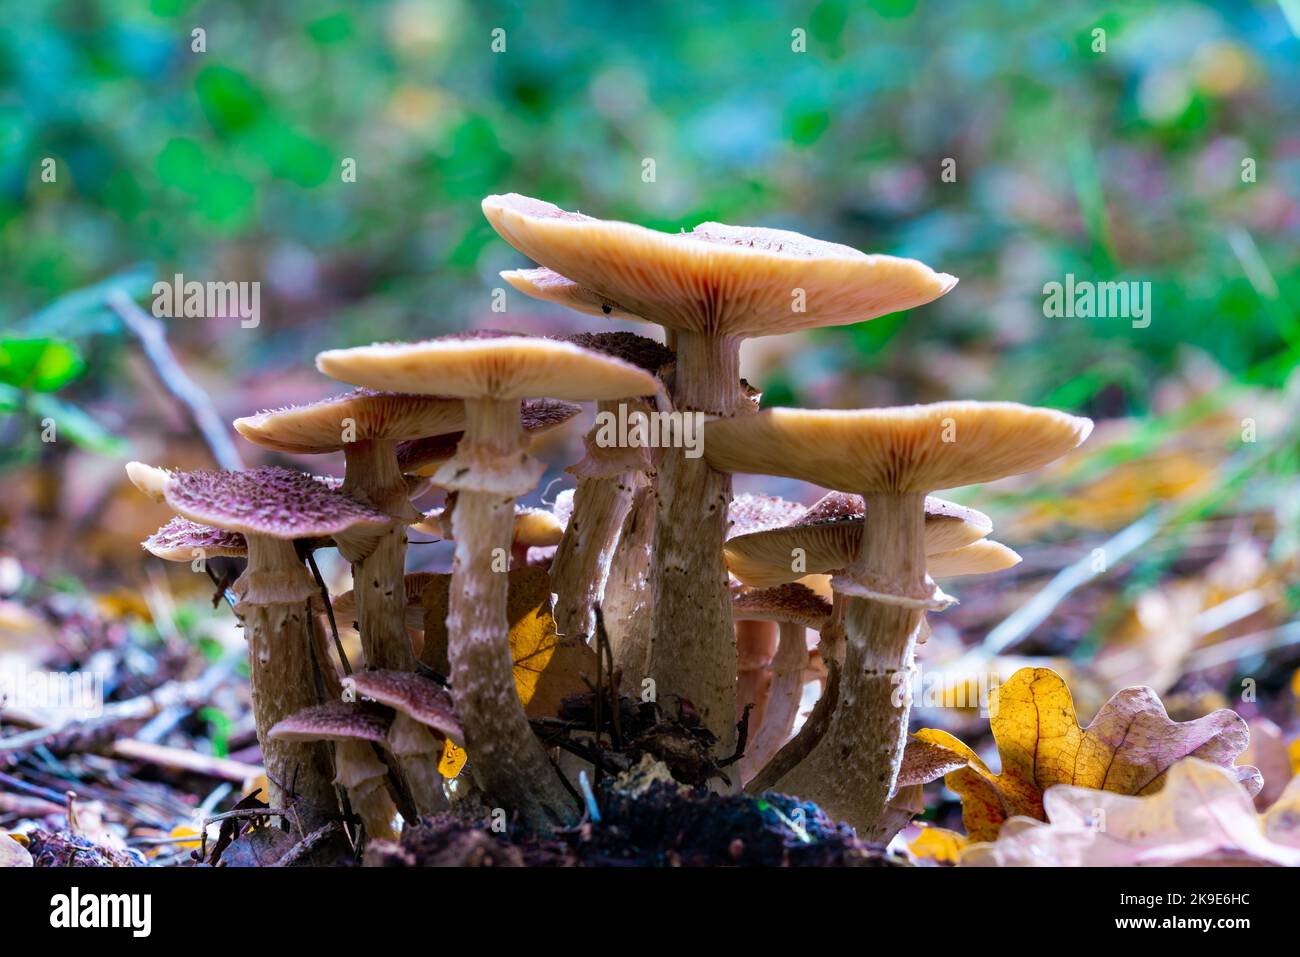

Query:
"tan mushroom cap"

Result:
[[928, 539, 1021, 579], [482, 193, 958, 338], [269, 701, 393, 744], [727, 493, 808, 540], [704, 403, 1094, 495], [316, 332, 659, 402], [502, 267, 638, 320], [162, 466, 392, 540], [395, 398, 581, 476], [343, 670, 463, 743], [331, 572, 438, 631], [731, 583, 833, 631], [724, 493, 992, 587], [414, 504, 563, 547], [233, 390, 466, 455], [143, 516, 247, 561]]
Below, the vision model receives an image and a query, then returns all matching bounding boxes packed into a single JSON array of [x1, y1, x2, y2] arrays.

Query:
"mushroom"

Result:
[[269, 701, 399, 840], [483, 193, 957, 752], [395, 398, 580, 477], [549, 331, 675, 641], [133, 465, 393, 821], [143, 515, 247, 562], [415, 500, 564, 568], [343, 670, 463, 817], [730, 583, 833, 784], [703, 402, 1092, 838], [316, 332, 658, 829], [724, 491, 993, 588], [597, 482, 656, 673], [234, 390, 467, 672]]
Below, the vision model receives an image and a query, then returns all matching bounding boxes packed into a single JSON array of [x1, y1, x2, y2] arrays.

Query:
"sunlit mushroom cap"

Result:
[[162, 466, 392, 539], [331, 572, 438, 632], [503, 267, 638, 320], [928, 539, 1021, 579], [269, 701, 393, 744], [482, 193, 958, 338], [732, 583, 833, 630], [233, 390, 466, 454], [143, 516, 247, 561], [725, 493, 992, 587], [343, 670, 462, 742], [705, 403, 1093, 494], [414, 504, 563, 547], [395, 398, 581, 476], [316, 331, 659, 402]]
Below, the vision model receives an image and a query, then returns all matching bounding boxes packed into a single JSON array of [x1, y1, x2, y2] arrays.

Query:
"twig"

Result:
[[273, 821, 342, 867], [107, 289, 243, 471], [110, 739, 262, 783], [306, 548, 350, 675]]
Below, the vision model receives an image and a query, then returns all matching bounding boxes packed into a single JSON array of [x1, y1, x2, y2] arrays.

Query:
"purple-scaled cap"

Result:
[[143, 516, 247, 561], [343, 670, 462, 743], [269, 700, 393, 744]]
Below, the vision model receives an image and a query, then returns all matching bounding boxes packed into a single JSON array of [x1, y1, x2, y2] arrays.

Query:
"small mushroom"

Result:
[[395, 398, 580, 477], [134, 464, 392, 820], [415, 500, 564, 568], [234, 390, 467, 672], [483, 193, 958, 752], [269, 701, 399, 841], [316, 332, 658, 829], [142, 515, 247, 562], [343, 670, 463, 817], [704, 402, 1092, 838]]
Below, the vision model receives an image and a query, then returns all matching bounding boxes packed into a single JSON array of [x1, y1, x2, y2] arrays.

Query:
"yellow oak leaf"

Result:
[[438, 740, 467, 779], [916, 667, 1261, 841], [909, 826, 968, 865]]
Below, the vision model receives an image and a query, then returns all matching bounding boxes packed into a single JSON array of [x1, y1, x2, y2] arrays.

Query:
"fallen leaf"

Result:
[[1261, 773, 1300, 848], [909, 826, 968, 865], [438, 740, 467, 779], [916, 667, 1261, 841], [1241, 718, 1293, 810], [962, 759, 1300, 867], [1, 832, 33, 867]]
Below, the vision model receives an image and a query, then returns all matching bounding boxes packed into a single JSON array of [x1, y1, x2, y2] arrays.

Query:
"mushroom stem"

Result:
[[735, 619, 779, 728], [339, 439, 418, 671], [739, 621, 809, 784], [550, 470, 638, 641], [444, 397, 578, 830], [235, 536, 339, 824], [601, 481, 655, 675], [387, 712, 449, 816], [772, 491, 929, 839], [646, 329, 747, 755]]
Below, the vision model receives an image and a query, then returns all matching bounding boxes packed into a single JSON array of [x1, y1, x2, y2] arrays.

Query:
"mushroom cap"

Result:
[[559, 331, 675, 377], [928, 539, 1021, 579], [395, 398, 581, 476], [143, 516, 247, 561], [233, 389, 466, 454], [724, 493, 992, 588], [331, 572, 438, 631], [731, 583, 833, 630], [343, 670, 462, 741], [163, 466, 392, 539], [125, 461, 172, 504], [502, 267, 639, 320], [704, 403, 1093, 494], [727, 493, 808, 539], [316, 331, 659, 402], [269, 701, 393, 744], [415, 503, 563, 546], [482, 193, 957, 338]]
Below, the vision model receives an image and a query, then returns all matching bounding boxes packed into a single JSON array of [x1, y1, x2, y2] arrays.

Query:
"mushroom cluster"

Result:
[[130, 193, 1091, 847]]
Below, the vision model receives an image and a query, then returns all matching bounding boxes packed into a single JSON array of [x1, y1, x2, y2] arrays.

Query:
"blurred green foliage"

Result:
[[1, 0, 1297, 418]]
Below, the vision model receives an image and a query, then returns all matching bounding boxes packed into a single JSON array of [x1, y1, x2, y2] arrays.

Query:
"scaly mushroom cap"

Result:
[[560, 331, 675, 378], [704, 403, 1094, 494], [269, 700, 393, 744], [732, 583, 833, 631], [395, 398, 581, 476], [727, 493, 808, 539], [928, 539, 1021, 578], [331, 572, 438, 631], [482, 193, 958, 338], [162, 466, 392, 539], [414, 504, 563, 547], [233, 389, 466, 454], [725, 493, 992, 587], [316, 331, 659, 402], [504, 267, 639, 319], [143, 516, 247, 561], [343, 670, 462, 742]]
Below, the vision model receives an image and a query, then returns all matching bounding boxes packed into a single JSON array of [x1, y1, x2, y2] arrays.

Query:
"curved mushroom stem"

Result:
[[385, 712, 449, 817], [235, 537, 339, 826], [339, 439, 418, 672], [646, 330, 747, 756], [735, 618, 779, 728], [443, 398, 578, 831], [551, 472, 639, 642], [739, 621, 809, 785], [772, 491, 930, 840], [602, 482, 655, 676], [333, 740, 400, 841]]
